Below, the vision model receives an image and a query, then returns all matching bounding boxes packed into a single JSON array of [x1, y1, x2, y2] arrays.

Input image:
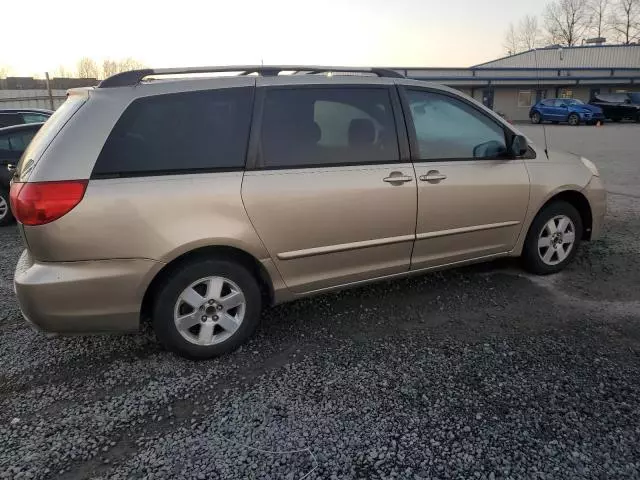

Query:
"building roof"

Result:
[[473, 44, 640, 69]]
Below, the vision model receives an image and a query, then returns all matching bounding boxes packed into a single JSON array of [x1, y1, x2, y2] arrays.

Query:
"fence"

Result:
[[0, 77, 98, 110]]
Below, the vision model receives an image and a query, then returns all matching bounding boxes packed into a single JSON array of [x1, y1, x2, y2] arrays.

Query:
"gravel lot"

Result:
[[1, 124, 639, 480]]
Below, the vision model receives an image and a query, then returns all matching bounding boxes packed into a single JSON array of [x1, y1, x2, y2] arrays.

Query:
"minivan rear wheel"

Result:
[[531, 111, 542, 124], [0, 189, 14, 226], [522, 201, 583, 275], [152, 258, 262, 359]]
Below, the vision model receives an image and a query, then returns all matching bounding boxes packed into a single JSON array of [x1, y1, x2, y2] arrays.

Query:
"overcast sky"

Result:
[[5, 0, 544, 76]]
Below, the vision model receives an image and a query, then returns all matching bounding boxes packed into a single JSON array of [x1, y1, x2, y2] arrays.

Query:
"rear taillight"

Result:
[[10, 180, 88, 226]]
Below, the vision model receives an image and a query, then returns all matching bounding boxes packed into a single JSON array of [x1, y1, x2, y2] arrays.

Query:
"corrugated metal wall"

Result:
[[474, 45, 640, 69]]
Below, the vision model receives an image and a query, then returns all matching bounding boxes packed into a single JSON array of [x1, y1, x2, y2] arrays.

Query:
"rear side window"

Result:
[[0, 113, 23, 128], [93, 87, 253, 178], [21, 113, 50, 124], [0, 131, 36, 151], [258, 88, 399, 168]]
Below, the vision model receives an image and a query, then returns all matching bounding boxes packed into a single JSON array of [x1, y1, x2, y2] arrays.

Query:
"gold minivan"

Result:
[[10, 66, 606, 359]]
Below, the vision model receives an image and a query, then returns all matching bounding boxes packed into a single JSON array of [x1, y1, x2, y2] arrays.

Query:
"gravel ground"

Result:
[[1, 125, 639, 480]]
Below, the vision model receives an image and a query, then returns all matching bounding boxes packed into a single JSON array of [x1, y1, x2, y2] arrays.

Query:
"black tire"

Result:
[[531, 111, 542, 124], [0, 188, 15, 227], [612, 117, 621, 123], [568, 113, 580, 126], [152, 258, 262, 360], [551, 121, 560, 124], [522, 201, 583, 275]]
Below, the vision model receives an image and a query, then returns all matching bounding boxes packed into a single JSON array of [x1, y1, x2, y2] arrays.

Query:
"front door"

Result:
[[400, 87, 530, 269], [242, 83, 417, 293]]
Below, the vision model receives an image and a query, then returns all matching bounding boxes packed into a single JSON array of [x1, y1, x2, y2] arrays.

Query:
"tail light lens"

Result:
[[10, 180, 88, 226]]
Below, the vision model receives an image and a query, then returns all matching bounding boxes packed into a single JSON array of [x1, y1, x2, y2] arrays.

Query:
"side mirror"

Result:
[[473, 140, 508, 159], [510, 135, 528, 157]]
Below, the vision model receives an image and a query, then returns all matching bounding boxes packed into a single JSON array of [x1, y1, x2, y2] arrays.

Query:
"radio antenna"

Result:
[[534, 47, 550, 159]]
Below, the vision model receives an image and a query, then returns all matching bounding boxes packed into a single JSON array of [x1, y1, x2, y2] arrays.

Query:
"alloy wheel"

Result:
[[173, 276, 246, 346], [537, 215, 576, 266], [0, 195, 8, 221]]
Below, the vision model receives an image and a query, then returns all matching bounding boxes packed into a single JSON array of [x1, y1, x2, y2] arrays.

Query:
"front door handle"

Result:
[[383, 172, 413, 184], [419, 170, 447, 183]]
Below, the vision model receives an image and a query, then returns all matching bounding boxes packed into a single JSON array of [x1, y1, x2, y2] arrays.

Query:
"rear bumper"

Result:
[[14, 250, 161, 334], [582, 176, 606, 241]]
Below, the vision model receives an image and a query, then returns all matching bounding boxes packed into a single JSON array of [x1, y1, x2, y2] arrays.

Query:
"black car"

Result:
[[0, 108, 52, 128], [589, 93, 640, 122], [0, 122, 44, 225]]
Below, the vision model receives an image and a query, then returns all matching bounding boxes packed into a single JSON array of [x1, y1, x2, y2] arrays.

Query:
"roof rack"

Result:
[[98, 65, 404, 88]]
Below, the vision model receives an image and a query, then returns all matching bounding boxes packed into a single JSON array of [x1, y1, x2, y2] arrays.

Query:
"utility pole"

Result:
[[45, 72, 54, 110]]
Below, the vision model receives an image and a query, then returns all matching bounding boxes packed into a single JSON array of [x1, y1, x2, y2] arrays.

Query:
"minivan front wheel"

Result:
[[522, 201, 583, 275], [152, 258, 262, 359], [0, 189, 14, 226]]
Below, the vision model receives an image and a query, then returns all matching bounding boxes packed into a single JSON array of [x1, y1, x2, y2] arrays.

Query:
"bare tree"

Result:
[[519, 15, 542, 49], [76, 57, 99, 79], [504, 22, 522, 55], [117, 57, 146, 72], [544, 0, 592, 46], [102, 59, 119, 79], [610, 0, 640, 43], [588, 0, 611, 37], [54, 65, 73, 78]]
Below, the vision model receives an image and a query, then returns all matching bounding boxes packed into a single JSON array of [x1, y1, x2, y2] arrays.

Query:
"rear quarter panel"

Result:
[[23, 172, 271, 264]]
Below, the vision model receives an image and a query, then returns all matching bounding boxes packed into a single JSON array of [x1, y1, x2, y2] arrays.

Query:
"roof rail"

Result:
[[98, 65, 404, 88]]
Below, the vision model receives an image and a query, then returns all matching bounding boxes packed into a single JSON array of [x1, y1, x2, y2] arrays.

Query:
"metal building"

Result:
[[402, 44, 640, 121]]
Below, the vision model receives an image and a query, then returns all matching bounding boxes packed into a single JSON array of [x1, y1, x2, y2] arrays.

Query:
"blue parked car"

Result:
[[529, 98, 605, 126]]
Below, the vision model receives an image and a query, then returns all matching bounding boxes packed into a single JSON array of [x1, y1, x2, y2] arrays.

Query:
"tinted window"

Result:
[[258, 88, 399, 168], [93, 87, 253, 177], [0, 113, 23, 128], [0, 130, 37, 152], [541, 100, 554, 106], [406, 90, 507, 160], [10, 131, 37, 151], [21, 113, 50, 124]]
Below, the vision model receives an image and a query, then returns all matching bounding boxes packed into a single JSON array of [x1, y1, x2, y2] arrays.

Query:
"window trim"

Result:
[[397, 85, 534, 162], [245, 84, 409, 171]]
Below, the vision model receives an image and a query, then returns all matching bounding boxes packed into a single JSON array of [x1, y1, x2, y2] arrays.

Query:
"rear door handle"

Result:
[[383, 172, 413, 184], [419, 171, 447, 183]]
